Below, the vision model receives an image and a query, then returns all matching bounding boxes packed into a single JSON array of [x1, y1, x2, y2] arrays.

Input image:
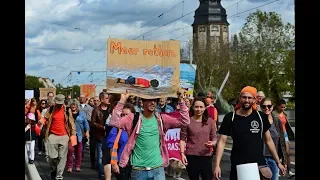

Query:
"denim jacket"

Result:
[[156, 104, 174, 113], [74, 111, 90, 142]]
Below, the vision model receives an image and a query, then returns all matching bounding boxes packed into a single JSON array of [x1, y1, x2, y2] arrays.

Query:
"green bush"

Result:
[[286, 101, 295, 109]]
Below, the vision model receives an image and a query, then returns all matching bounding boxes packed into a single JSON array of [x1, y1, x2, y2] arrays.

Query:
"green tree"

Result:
[[72, 85, 80, 97], [228, 10, 295, 101], [55, 83, 66, 95], [192, 39, 231, 94], [25, 74, 45, 89], [55, 83, 80, 98]]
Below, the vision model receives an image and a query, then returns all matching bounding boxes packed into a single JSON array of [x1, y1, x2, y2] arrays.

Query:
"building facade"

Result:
[[192, 0, 229, 50]]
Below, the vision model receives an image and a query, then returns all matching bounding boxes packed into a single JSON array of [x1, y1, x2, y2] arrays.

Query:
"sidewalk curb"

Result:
[[25, 147, 42, 180], [224, 147, 295, 169]]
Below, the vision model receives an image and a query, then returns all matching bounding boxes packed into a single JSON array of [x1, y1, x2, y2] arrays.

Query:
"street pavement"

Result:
[[34, 148, 295, 180], [225, 138, 295, 165]]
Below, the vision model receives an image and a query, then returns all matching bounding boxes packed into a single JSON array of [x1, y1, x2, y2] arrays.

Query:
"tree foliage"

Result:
[[192, 10, 295, 103], [25, 74, 45, 89], [228, 10, 295, 102], [56, 83, 80, 98], [193, 40, 231, 94]]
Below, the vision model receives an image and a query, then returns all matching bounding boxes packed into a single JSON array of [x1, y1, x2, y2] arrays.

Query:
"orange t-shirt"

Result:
[[136, 78, 150, 88], [50, 107, 67, 136], [278, 115, 287, 132]]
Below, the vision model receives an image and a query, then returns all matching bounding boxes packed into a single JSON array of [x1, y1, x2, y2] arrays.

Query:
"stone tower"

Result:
[[192, 0, 229, 50]]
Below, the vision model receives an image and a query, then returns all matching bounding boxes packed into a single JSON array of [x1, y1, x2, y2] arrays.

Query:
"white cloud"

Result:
[[25, 0, 294, 86]]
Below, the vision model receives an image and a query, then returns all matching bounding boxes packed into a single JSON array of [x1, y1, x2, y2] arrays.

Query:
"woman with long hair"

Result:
[[66, 102, 90, 173], [274, 99, 295, 177], [35, 99, 47, 155], [260, 98, 288, 180], [103, 93, 121, 180], [25, 98, 37, 115], [180, 97, 217, 180]]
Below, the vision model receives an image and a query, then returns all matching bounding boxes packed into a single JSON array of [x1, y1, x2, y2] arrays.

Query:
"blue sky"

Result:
[[25, 0, 294, 91]]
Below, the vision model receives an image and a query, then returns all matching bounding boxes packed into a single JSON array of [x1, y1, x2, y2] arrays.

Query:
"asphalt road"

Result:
[[34, 148, 295, 180]]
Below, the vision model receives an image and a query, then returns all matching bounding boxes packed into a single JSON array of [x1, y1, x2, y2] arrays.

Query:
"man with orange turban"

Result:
[[213, 86, 286, 180]]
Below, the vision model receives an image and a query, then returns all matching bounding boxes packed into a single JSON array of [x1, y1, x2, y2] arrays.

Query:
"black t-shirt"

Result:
[[219, 111, 271, 166], [102, 109, 108, 121], [72, 112, 79, 121], [102, 109, 113, 137]]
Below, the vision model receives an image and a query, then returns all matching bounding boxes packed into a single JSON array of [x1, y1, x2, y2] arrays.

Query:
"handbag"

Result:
[[258, 165, 272, 180]]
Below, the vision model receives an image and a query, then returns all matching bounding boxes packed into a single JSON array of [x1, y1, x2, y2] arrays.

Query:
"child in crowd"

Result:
[[25, 113, 37, 164]]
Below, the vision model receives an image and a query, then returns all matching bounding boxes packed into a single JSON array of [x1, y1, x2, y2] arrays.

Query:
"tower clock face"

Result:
[[199, 27, 206, 32]]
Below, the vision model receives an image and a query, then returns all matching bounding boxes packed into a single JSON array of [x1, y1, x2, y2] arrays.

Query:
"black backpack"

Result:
[[131, 112, 140, 133]]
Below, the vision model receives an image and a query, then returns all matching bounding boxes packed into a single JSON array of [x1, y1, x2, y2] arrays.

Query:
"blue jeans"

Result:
[[131, 167, 165, 180], [96, 142, 104, 177], [265, 157, 279, 180], [283, 132, 289, 142], [82, 141, 85, 153]]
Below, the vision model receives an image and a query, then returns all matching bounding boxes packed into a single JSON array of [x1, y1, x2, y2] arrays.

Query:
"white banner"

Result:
[[25, 90, 34, 99]]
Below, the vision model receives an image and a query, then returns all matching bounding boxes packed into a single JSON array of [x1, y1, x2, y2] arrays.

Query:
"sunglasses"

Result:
[[261, 105, 272, 109], [120, 113, 127, 117]]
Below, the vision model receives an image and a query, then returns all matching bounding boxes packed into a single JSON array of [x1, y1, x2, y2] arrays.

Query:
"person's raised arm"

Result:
[[161, 89, 190, 130], [109, 91, 134, 131]]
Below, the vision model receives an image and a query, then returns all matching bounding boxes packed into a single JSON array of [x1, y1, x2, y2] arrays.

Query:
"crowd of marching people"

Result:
[[25, 86, 295, 180]]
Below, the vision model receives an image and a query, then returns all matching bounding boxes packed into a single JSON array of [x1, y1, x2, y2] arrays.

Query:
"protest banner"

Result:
[[80, 84, 96, 98], [180, 63, 196, 98], [39, 88, 56, 100], [106, 38, 180, 99], [25, 90, 34, 99], [165, 128, 183, 160], [162, 112, 185, 160]]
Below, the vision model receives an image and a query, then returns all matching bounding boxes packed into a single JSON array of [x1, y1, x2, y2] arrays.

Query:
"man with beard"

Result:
[[42, 94, 76, 180], [110, 90, 190, 180], [213, 86, 286, 180]]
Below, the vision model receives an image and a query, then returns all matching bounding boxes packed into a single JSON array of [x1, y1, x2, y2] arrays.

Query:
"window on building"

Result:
[[199, 27, 206, 32], [211, 25, 219, 32], [209, 8, 221, 14], [209, 16, 221, 22], [223, 26, 228, 32]]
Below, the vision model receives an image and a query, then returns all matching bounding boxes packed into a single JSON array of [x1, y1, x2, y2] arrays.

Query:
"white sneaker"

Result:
[[289, 170, 295, 177], [38, 151, 43, 155]]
